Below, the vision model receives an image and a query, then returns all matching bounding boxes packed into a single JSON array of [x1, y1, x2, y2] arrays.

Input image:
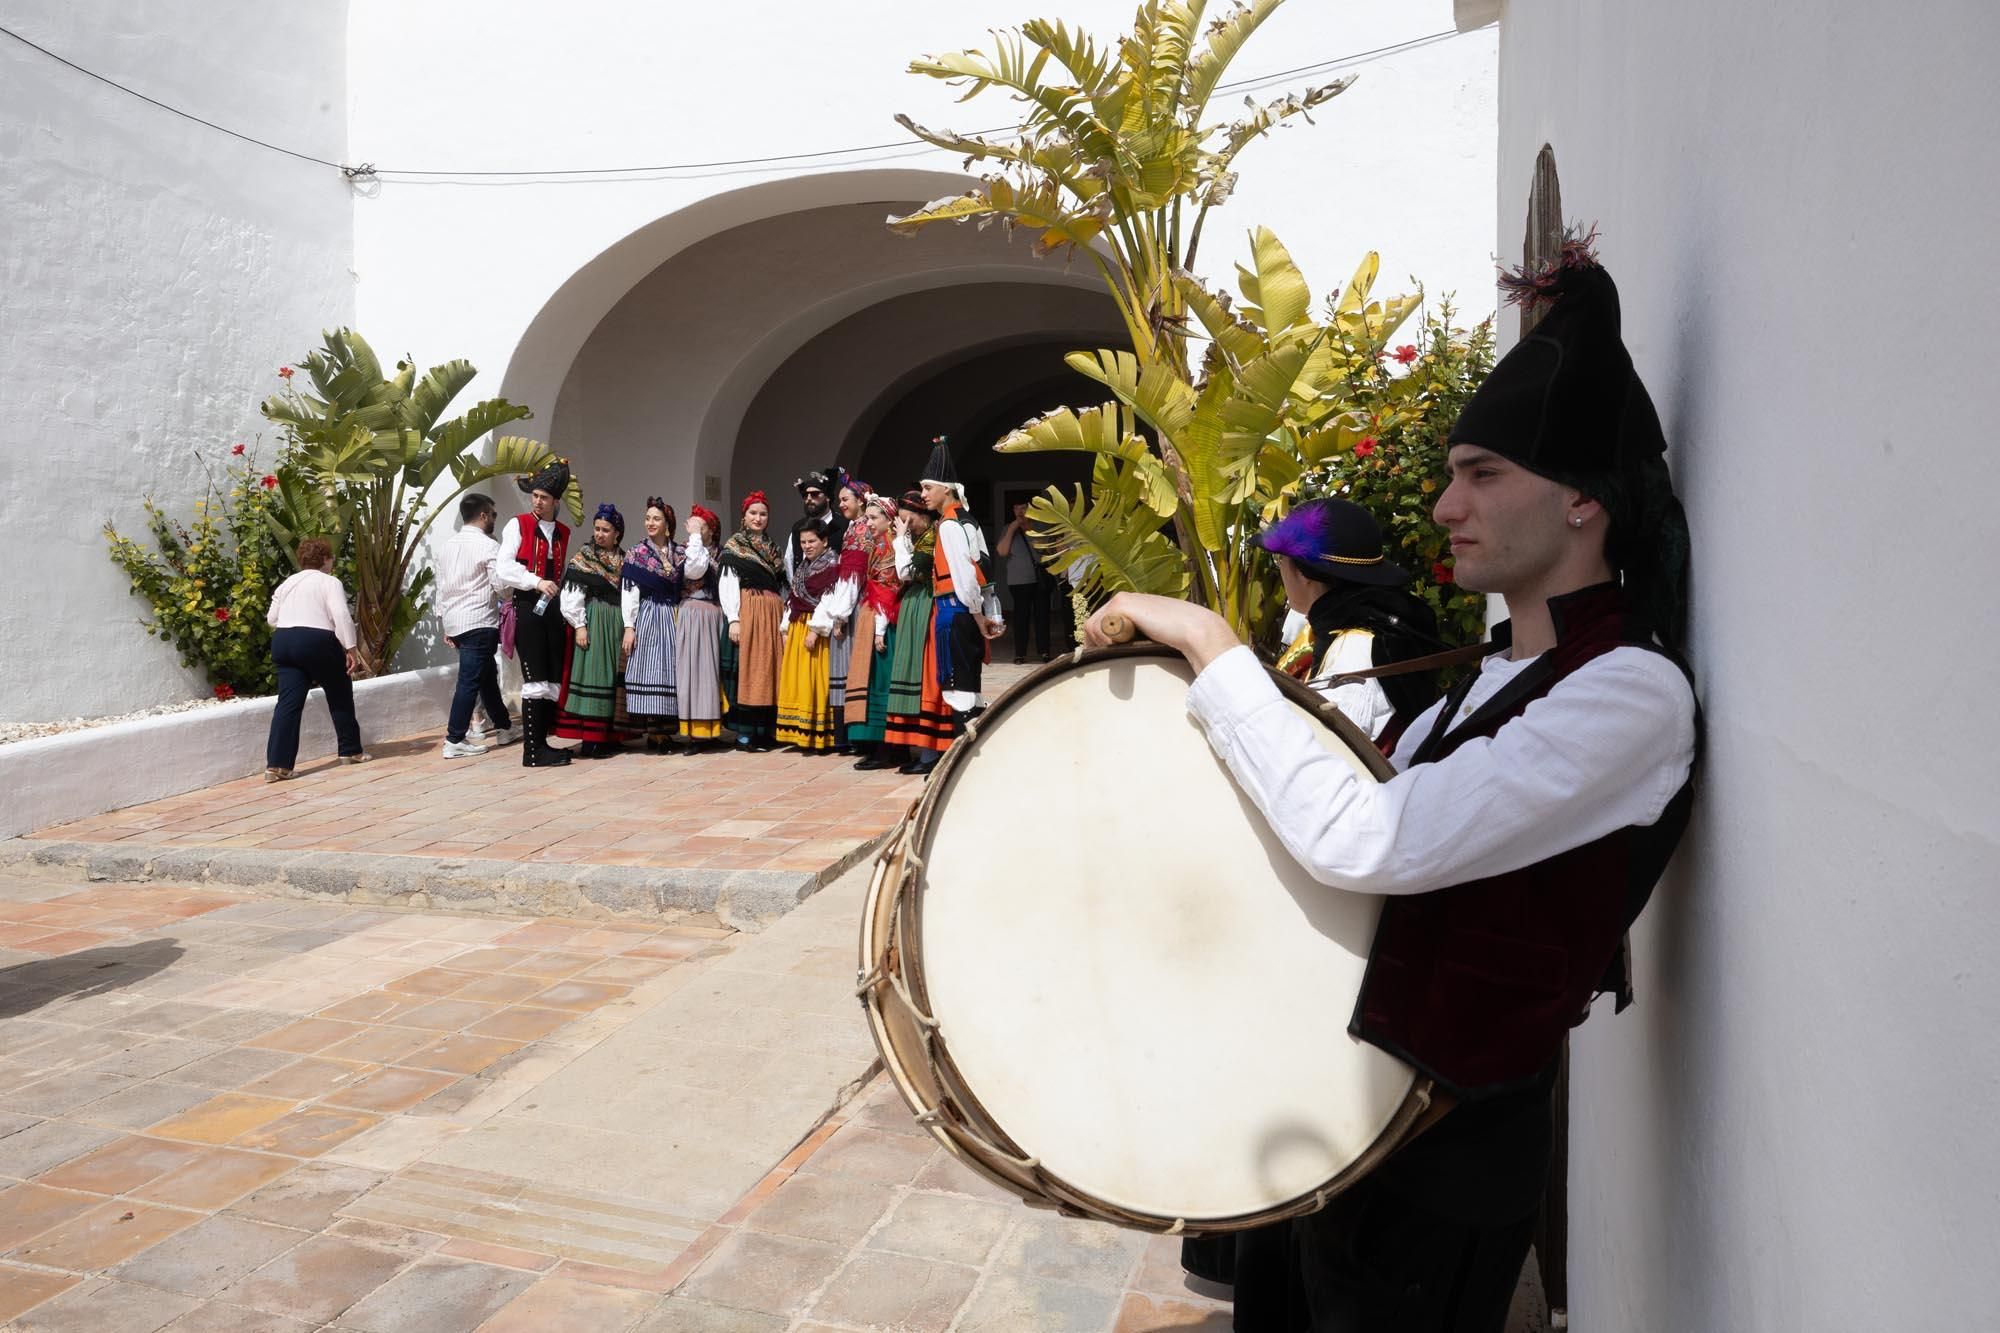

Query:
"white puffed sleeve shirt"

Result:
[[1184, 643, 1697, 896]]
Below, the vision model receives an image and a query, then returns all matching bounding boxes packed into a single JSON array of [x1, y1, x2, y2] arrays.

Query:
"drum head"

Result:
[[912, 651, 1417, 1223]]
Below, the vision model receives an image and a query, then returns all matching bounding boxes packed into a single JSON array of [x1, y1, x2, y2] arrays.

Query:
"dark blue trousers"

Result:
[[266, 627, 362, 769], [447, 626, 511, 743]]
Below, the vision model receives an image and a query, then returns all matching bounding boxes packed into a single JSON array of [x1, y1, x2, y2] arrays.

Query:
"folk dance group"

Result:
[[434, 436, 1003, 773]]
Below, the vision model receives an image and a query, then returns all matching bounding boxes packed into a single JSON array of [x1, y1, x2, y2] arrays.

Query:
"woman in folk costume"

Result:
[[776, 525, 840, 751], [675, 504, 728, 744], [719, 490, 786, 752], [619, 497, 682, 751], [818, 477, 872, 754], [555, 504, 630, 758], [847, 492, 902, 770], [881, 489, 954, 776]]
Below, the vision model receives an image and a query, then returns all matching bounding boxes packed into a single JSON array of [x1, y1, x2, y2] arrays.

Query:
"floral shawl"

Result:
[[862, 528, 900, 623], [621, 538, 681, 603], [785, 547, 839, 620], [722, 528, 784, 579], [564, 542, 625, 604]]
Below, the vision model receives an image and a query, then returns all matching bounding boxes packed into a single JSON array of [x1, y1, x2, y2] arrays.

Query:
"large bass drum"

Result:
[[858, 642, 1436, 1233]]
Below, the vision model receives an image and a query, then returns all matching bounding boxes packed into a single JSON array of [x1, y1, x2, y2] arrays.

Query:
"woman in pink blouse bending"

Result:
[[263, 536, 371, 781]]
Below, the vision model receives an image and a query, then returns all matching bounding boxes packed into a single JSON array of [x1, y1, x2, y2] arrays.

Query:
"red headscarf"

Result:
[[739, 490, 768, 515], [689, 504, 721, 541]]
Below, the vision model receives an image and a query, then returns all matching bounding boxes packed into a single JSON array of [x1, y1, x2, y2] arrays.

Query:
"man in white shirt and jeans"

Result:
[[436, 492, 518, 758], [1085, 242, 1697, 1331]]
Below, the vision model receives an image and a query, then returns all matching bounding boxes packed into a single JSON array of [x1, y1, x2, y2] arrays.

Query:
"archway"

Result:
[[499, 171, 1127, 537]]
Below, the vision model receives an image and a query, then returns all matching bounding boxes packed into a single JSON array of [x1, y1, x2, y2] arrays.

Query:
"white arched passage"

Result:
[[497, 170, 1122, 531]]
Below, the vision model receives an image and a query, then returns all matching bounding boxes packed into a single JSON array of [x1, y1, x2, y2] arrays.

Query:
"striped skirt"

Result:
[[675, 598, 726, 740], [624, 597, 678, 720], [775, 619, 836, 752], [554, 598, 626, 744], [848, 613, 896, 745], [845, 603, 883, 726], [721, 588, 782, 739], [883, 591, 953, 753]]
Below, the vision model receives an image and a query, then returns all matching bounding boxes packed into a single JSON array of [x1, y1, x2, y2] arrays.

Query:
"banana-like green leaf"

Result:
[[1175, 271, 1265, 367], [1020, 17, 1118, 95], [1025, 483, 1186, 599], [423, 399, 535, 487], [993, 400, 1132, 455], [1235, 227, 1311, 333], [1064, 349, 1196, 440], [1217, 78, 1352, 166], [402, 360, 479, 434], [1183, 0, 1283, 118], [473, 437, 586, 525], [1334, 251, 1381, 315]]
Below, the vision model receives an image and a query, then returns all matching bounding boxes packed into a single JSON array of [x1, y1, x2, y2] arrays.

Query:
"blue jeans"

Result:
[[267, 627, 362, 769], [447, 626, 510, 743]]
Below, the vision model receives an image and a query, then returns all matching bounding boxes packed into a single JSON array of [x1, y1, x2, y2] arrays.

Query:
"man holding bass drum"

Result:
[[1087, 243, 1699, 1332]]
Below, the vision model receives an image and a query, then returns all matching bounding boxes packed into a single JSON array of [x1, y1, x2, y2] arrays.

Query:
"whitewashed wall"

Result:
[[1485, 2, 2000, 1328], [0, 3, 354, 723]]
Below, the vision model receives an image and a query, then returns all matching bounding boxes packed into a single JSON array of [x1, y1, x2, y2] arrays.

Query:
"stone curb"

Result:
[[0, 834, 889, 933]]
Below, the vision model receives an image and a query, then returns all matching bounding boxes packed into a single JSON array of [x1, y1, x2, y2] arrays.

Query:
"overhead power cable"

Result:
[[1, 21, 1471, 184]]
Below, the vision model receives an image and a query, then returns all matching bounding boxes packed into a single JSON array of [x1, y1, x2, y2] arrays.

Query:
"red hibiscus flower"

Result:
[[214, 607, 231, 621], [1432, 561, 1455, 585], [278, 365, 294, 380], [213, 683, 235, 701], [230, 443, 246, 456], [1392, 344, 1418, 365], [260, 474, 278, 490], [1355, 437, 1378, 457]]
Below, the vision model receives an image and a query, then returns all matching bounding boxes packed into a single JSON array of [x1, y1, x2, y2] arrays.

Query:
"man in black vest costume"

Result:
[[1087, 235, 1697, 1332], [497, 459, 575, 768]]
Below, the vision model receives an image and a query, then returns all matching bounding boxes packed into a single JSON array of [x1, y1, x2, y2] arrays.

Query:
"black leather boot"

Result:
[[524, 699, 572, 767]]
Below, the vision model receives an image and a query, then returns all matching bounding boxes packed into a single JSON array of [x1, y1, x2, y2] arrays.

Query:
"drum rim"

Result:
[[884, 641, 1436, 1232]]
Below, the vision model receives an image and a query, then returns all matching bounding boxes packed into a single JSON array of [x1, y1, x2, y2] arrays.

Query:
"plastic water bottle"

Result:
[[532, 590, 552, 617]]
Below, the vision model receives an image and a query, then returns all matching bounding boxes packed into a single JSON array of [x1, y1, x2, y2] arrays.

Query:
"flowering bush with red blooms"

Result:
[[104, 437, 311, 698], [277, 366, 294, 380], [1295, 301, 1495, 649]]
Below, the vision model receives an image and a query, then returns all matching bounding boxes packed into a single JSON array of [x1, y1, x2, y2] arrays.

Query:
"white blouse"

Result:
[[266, 569, 357, 649], [1185, 643, 1697, 896]]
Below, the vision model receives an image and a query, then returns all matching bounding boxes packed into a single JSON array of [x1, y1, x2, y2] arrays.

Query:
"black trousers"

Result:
[[1008, 580, 1050, 658], [513, 593, 567, 695], [266, 627, 361, 769], [1217, 1067, 1555, 1332]]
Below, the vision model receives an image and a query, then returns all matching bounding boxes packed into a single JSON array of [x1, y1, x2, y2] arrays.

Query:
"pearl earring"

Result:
[[1570, 516, 1583, 527]]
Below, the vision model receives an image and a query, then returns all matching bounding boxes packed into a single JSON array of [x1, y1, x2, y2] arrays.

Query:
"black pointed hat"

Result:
[[518, 457, 570, 500], [1448, 229, 1664, 484], [1449, 228, 1690, 648], [920, 435, 960, 491]]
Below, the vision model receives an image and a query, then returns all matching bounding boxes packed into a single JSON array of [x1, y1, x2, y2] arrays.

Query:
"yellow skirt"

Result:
[[775, 619, 836, 751]]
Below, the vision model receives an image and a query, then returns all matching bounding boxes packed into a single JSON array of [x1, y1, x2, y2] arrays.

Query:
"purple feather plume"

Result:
[[1497, 222, 1601, 311]]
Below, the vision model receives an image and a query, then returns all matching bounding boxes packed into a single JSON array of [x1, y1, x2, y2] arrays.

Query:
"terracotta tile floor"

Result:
[[25, 726, 937, 871], [0, 880, 739, 1329]]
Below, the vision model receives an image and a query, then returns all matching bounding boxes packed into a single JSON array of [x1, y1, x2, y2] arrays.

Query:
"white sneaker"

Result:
[[485, 726, 521, 747], [442, 739, 489, 759]]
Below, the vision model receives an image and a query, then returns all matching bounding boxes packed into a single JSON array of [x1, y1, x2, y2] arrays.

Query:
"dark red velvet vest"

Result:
[[512, 513, 570, 587], [1350, 583, 1695, 1098]]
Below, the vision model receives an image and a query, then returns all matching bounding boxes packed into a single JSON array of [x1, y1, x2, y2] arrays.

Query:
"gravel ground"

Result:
[[0, 694, 247, 746]]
